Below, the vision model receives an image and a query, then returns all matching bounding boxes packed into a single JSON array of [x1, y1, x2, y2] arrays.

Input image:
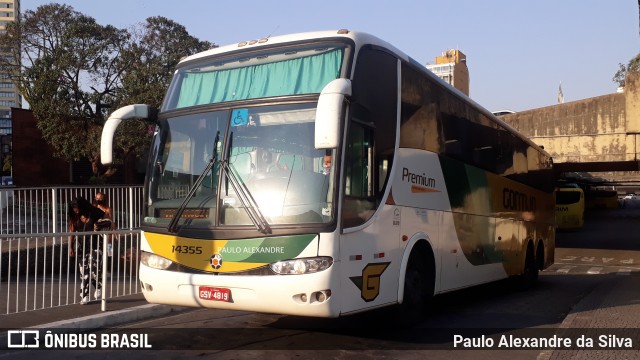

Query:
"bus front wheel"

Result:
[[398, 247, 434, 322]]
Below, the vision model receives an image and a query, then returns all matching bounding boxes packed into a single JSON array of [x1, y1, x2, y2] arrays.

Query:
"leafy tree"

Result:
[[613, 2, 640, 88], [613, 53, 640, 88], [0, 4, 128, 180], [116, 16, 214, 108], [0, 4, 214, 182], [112, 16, 214, 170]]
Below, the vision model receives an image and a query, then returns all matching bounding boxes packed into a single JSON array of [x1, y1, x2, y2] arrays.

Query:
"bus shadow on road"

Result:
[[262, 271, 639, 349]]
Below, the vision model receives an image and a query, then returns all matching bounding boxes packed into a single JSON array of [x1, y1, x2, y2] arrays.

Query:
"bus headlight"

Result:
[[141, 251, 173, 270], [270, 257, 333, 275]]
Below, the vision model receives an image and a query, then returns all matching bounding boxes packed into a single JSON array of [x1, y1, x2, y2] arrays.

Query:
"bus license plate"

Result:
[[199, 286, 231, 302]]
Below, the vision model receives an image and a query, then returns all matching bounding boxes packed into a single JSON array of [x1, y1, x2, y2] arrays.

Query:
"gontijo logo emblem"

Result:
[[402, 167, 439, 193], [349, 262, 391, 302]]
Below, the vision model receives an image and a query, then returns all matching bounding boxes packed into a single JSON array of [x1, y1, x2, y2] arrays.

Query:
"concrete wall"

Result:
[[501, 73, 640, 166], [625, 72, 640, 134]]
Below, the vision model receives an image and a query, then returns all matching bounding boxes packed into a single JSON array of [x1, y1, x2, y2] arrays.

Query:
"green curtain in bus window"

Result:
[[176, 48, 342, 108]]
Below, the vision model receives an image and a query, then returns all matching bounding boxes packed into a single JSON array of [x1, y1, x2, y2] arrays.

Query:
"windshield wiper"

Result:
[[220, 159, 272, 235], [168, 131, 220, 233]]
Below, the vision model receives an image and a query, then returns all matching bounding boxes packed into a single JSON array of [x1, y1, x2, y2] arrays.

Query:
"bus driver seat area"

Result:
[[254, 149, 293, 177]]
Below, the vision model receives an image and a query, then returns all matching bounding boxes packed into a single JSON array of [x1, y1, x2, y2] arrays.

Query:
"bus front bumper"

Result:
[[139, 263, 341, 318]]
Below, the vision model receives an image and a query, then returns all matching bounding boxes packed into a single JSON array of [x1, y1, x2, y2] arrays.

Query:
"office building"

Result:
[[0, 0, 19, 135], [426, 49, 470, 96]]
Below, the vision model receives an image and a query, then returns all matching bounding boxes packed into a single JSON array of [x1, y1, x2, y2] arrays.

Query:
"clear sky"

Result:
[[24, 0, 639, 112]]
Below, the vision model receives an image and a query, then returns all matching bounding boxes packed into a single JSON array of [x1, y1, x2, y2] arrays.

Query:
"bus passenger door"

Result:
[[338, 46, 399, 314], [339, 119, 400, 314]]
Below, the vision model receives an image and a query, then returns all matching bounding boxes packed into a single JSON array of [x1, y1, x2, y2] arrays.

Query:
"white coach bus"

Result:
[[101, 30, 555, 318]]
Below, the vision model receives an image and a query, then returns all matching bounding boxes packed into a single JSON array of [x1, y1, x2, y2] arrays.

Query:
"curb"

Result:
[[32, 304, 190, 329]]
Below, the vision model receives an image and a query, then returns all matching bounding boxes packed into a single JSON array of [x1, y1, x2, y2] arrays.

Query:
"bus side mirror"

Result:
[[101, 104, 156, 165], [315, 79, 351, 149]]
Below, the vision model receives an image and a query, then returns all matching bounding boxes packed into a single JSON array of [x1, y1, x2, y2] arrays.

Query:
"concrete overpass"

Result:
[[499, 73, 640, 184]]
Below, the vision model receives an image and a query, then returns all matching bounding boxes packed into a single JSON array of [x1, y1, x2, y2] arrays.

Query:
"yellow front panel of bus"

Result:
[[145, 233, 318, 273]]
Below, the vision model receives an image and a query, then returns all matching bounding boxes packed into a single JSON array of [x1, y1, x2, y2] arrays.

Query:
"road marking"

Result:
[[617, 268, 632, 276], [557, 266, 575, 274], [581, 257, 595, 262], [620, 258, 634, 265], [561, 256, 577, 261], [602, 257, 614, 263], [586, 267, 603, 275]]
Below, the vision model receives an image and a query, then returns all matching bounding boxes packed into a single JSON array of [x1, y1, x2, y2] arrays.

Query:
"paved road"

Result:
[[1, 208, 639, 359], [556, 207, 640, 251]]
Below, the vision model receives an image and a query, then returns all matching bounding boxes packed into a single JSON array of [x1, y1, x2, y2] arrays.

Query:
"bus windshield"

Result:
[[556, 190, 582, 205], [146, 102, 336, 229]]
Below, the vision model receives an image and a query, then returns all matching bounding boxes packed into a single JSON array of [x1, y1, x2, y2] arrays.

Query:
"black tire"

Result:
[[397, 249, 433, 324], [520, 245, 539, 289], [536, 243, 545, 272]]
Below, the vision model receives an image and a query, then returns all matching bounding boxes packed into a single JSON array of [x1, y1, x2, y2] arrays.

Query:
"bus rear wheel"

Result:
[[520, 245, 539, 289]]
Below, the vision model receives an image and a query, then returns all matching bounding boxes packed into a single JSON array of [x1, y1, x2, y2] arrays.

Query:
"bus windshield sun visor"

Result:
[[168, 131, 220, 233]]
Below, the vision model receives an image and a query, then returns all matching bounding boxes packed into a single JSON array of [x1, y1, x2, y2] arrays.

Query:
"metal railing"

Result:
[[0, 186, 145, 315], [0, 185, 143, 235], [1, 230, 141, 315]]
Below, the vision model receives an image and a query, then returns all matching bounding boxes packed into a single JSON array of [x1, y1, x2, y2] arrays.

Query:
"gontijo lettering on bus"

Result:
[[502, 187, 537, 211]]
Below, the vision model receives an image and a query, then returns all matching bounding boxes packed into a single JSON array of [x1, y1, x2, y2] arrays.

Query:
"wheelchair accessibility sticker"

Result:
[[231, 109, 249, 126]]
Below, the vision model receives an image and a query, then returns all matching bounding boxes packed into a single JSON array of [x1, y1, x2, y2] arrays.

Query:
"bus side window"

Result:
[[343, 121, 375, 228]]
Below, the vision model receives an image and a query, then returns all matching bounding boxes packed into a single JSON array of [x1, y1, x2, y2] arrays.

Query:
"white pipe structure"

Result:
[[101, 104, 151, 165]]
